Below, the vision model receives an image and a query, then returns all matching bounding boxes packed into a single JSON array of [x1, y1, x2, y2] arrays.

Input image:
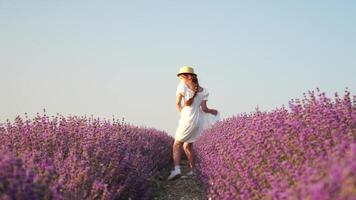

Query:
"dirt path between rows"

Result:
[[150, 160, 206, 200]]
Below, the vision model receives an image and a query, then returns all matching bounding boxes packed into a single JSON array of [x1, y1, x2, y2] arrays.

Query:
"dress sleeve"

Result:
[[176, 82, 187, 96], [203, 88, 209, 101]]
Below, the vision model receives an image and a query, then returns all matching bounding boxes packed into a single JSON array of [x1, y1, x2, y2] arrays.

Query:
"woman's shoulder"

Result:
[[202, 87, 209, 95], [176, 82, 188, 95], [178, 81, 187, 87], [199, 86, 207, 93], [177, 81, 187, 89]]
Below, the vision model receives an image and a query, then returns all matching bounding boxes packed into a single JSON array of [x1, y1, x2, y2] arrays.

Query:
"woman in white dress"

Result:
[[167, 66, 220, 180]]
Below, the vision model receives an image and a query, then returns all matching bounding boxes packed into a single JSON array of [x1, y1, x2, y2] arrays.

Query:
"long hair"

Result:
[[184, 74, 199, 106]]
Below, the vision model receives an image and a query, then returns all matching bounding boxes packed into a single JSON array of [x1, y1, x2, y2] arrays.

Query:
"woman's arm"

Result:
[[200, 100, 218, 115], [176, 94, 184, 113]]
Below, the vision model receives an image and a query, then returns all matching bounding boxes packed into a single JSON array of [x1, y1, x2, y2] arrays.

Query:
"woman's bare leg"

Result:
[[183, 142, 194, 170], [173, 140, 183, 166], [167, 140, 183, 180]]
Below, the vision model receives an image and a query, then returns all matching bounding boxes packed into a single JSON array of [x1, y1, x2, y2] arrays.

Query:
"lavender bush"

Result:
[[0, 114, 173, 199], [0, 153, 61, 200], [280, 142, 356, 200], [194, 89, 356, 199]]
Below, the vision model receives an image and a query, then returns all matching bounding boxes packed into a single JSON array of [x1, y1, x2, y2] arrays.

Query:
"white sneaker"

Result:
[[181, 170, 196, 179], [167, 169, 181, 180], [186, 170, 196, 176]]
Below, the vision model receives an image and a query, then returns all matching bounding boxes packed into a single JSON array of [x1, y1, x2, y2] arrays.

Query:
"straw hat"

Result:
[[177, 66, 197, 76]]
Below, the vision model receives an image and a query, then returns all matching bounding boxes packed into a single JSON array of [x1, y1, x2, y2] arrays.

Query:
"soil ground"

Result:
[[150, 160, 206, 200]]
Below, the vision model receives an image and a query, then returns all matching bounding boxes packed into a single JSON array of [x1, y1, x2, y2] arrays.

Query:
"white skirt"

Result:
[[175, 108, 221, 143]]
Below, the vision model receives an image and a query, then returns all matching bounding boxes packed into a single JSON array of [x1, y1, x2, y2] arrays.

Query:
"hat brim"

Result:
[[177, 73, 197, 77]]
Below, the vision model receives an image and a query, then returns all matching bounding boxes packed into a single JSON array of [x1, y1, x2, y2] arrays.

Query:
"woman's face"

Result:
[[178, 74, 192, 83]]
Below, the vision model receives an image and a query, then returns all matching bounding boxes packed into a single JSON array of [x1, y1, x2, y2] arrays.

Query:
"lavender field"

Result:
[[0, 115, 173, 199], [194, 89, 356, 199], [1, 89, 355, 200]]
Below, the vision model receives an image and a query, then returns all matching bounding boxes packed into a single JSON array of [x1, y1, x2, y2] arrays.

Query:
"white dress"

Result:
[[175, 81, 221, 143]]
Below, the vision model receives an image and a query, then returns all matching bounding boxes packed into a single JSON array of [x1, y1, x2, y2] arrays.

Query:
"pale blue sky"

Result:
[[1, 1, 355, 136]]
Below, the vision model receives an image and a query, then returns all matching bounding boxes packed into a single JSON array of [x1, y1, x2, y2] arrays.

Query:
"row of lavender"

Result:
[[0, 114, 173, 199], [194, 89, 356, 199]]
